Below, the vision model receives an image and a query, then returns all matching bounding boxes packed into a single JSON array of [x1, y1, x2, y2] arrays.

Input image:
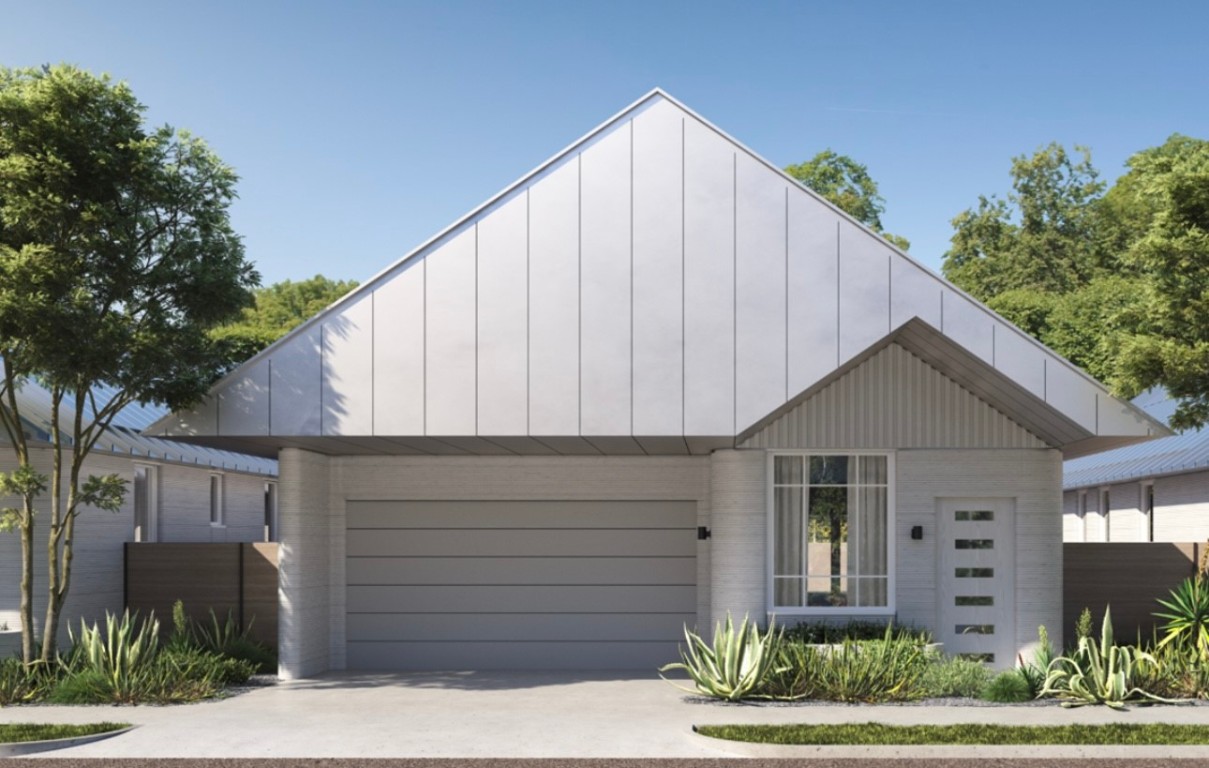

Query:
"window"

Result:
[[1100, 488, 1111, 542], [264, 482, 278, 542], [209, 474, 224, 527], [1078, 491, 1089, 542], [1142, 481, 1155, 542], [133, 464, 158, 542], [771, 453, 891, 612]]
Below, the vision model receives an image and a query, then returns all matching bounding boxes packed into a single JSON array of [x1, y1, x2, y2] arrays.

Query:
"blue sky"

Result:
[[3, 0, 1206, 285]]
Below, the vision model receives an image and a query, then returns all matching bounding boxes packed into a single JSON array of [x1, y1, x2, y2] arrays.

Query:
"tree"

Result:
[[1112, 135, 1209, 428], [0, 65, 257, 662], [212, 275, 358, 366], [943, 143, 1110, 301], [785, 150, 910, 250]]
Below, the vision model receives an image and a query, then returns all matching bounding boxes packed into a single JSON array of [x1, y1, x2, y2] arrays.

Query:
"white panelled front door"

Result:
[[936, 498, 1015, 666]]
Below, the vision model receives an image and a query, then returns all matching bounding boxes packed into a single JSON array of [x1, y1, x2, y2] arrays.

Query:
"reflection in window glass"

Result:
[[955, 539, 994, 550], [955, 567, 994, 578], [772, 454, 889, 610], [956, 596, 994, 606]]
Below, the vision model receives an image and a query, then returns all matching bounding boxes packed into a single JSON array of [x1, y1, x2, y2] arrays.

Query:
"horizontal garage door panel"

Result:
[[348, 500, 696, 529], [346, 528, 695, 557], [347, 556, 695, 586], [347, 612, 694, 642], [348, 641, 682, 671], [345, 500, 696, 670], [348, 584, 696, 613]]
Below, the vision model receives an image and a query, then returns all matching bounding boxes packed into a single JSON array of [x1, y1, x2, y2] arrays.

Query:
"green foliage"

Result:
[[1075, 607, 1094, 642], [212, 275, 358, 367], [0, 464, 46, 532], [0, 658, 53, 705], [0, 63, 259, 662], [659, 614, 781, 701], [782, 620, 930, 645], [1017, 625, 1056, 698], [944, 143, 1109, 299], [796, 629, 926, 703], [1135, 640, 1209, 700], [1155, 575, 1209, 659], [785, 150, 909, 250], [1041, 607, 1176, 708], [1112, 136, 1209, 428], [65, 611, 161, 702], [0, 722, 129, 744], [189, 608, 275, 673], [695, 722, 1209, 746], [911, 655, 992, 698], [981, 670, 1034, 702]]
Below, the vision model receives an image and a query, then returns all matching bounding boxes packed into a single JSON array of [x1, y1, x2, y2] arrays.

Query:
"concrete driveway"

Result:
[[6, 672, 1209, 759]]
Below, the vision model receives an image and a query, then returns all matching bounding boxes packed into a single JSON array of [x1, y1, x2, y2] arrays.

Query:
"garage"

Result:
[[345, 500, 698, 670]]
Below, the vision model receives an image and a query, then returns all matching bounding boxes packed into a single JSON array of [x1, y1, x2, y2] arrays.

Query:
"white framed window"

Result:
[[1078, 491, 1089, 542], [133, 464, 159, 542], [1141, 481, 1155, 542], [264, 481, 278, 542], [209, 473, 225, 527], [768, 452, 894, 615]]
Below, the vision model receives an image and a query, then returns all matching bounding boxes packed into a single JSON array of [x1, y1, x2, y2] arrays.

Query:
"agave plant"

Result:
[[1155, 575, 1209, 659], [658, 613, 781, 701], [1040, 607, 1179, 709], [69, 610, 161, 700]]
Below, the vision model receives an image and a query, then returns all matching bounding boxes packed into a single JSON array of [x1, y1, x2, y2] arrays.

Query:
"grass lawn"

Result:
[[695, 722, 1209, 745], [0, 722, 130, 744]]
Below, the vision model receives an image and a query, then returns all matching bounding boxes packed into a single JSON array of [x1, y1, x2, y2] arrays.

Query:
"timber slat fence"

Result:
[[124, 542, 279, 650], [1064, 542, 1205, 644]]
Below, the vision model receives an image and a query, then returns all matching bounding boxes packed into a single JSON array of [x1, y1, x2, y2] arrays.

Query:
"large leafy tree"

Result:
[[785, 150, 910, 250], [212, 275, 357, 366], [943, 143, 1111, 300], [0, 65, 257, 662], [1113, 135, 1209, 428]]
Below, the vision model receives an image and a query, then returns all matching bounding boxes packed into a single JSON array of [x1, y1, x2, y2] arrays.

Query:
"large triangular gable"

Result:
[[154, 89, 1166, 455]]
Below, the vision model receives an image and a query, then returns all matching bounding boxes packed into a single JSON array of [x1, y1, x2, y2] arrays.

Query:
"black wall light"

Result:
[[697, 526, 712, 540], [910, 525, 924, 540]]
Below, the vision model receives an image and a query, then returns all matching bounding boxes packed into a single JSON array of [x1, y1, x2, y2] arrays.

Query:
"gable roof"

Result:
[[151, 89, 1167, 457]]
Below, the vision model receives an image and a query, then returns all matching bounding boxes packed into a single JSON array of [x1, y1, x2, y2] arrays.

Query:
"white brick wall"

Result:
[[1153, 471, 1209, 541], [277, 448, 332, 679], [154, 463, 268, 543], [708, 449, 766, 628]]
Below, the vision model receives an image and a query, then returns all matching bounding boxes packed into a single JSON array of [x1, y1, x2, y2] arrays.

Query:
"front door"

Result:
[[937, 497, 1015, 666]]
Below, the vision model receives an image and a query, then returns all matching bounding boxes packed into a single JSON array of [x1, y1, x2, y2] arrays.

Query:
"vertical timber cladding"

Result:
[[345, 500, 697, 670]]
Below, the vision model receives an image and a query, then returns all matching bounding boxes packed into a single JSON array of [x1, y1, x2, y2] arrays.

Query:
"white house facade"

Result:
[[153, 90, 1166, 675]]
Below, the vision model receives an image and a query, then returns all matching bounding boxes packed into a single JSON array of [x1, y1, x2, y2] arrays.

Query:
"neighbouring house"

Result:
[[0, 378, 278, 643], [152, 89, 1166, 675], [1064, 389, 1209, 542]]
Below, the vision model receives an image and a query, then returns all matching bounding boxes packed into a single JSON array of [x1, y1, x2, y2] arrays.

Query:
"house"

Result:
[[1064, 389, 1209, 542], [151, 89, 1166, 675], [0, 378, 278, 641]]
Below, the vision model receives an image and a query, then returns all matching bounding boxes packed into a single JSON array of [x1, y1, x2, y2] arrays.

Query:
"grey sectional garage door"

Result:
[[345, 500, 697, 670]]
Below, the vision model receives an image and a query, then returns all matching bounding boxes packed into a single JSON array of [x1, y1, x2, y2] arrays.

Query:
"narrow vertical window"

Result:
[[210, 474, 224, 526], [133, 466, 148, 542], [1078, 491, 1088, 542], [264, 482, 278, 542], [1100, 488, 1111, 542], [1143, 482, 1155, 542]]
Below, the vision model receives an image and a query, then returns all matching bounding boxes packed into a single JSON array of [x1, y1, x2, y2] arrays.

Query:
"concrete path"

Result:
[[3, 672, 1209, 759]]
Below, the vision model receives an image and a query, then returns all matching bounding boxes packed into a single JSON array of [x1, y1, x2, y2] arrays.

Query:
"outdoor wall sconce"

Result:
[[697, 526, 712, 541], [911, 525, 924, 540]]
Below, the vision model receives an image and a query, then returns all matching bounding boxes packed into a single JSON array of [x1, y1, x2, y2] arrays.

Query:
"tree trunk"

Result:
[[18, 497, 34, 664], [39, 388, 65, 662]]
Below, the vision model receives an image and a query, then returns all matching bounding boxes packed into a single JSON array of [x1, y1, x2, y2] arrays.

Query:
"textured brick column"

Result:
[[709, 449, 767, 628], [277, 448, 332, 679]]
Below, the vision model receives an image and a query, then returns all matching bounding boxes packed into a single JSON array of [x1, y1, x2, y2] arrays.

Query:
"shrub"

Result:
[[65, 611, 161, 703], [0, 658, 54, 706], [1135, 640, 1209, 700], [981, 670, 1033, 702], [1155, 576, 1209, 659], [1041, 607, 1179, 709], [187, 605, 276, 674], [1018, 625, 1056, 698], [912, 656, 992, 699], [659, 614, 782, 701], [782, 620, 930, 645]]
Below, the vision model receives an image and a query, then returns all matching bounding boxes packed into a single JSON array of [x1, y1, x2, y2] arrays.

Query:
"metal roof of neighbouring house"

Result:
[[1064, 389, 1203, 490], [6, 378, 277, 476], [149, 88, 1169, 459]]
